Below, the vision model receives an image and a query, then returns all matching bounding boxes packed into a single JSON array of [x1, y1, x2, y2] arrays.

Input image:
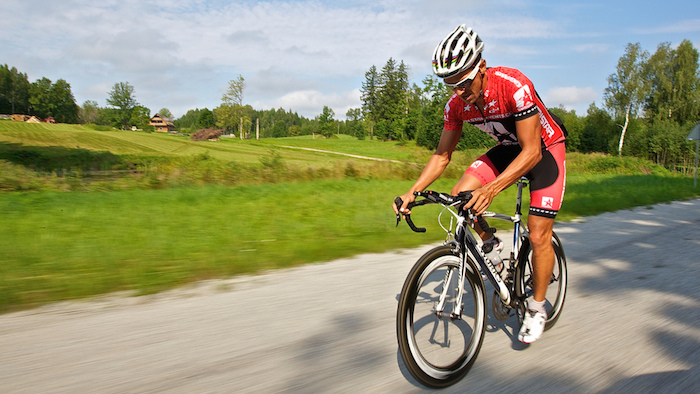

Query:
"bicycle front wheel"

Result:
[[514, 232, 568, 330], [396, 245, 487, 388]]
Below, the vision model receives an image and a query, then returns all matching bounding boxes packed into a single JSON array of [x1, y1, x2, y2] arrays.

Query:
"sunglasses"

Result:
[[444, 65, 480, 88]]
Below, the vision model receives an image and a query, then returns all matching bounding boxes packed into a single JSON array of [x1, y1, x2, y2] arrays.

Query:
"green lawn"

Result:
[[1, 121, 698, 312]]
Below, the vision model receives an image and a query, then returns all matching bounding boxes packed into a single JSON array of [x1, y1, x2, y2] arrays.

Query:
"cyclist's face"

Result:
[[444, 61, 485, 104]]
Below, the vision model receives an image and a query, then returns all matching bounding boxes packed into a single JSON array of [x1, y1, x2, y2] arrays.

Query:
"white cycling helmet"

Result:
[[432, 25, 484, 78]]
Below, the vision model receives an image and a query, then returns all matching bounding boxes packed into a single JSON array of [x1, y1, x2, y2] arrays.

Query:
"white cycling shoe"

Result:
[[518, 309, 546, 343]]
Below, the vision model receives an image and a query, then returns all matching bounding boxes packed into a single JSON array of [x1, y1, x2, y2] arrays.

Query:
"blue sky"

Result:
[[1, 0, 698, 120]]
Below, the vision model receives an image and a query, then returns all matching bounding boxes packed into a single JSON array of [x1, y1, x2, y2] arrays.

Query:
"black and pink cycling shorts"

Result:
[[465, 142, 566, 218]]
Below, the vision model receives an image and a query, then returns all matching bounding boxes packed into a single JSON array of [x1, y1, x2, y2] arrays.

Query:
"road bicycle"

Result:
[[394, 178, 567, 388]]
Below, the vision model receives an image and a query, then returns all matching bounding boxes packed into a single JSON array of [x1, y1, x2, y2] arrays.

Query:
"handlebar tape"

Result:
[[393, 196, 426, 232]]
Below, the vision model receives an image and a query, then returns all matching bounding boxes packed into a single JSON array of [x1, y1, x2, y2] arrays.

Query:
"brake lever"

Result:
[[394, 196, 404, 227], [393, 196, 427, 233]]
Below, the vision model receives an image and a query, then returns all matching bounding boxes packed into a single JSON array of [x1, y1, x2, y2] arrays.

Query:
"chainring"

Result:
[[491, 290, 512, 321]]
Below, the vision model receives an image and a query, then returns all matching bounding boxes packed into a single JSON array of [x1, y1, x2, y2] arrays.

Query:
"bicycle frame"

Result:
[[436, 178, 530, 319]]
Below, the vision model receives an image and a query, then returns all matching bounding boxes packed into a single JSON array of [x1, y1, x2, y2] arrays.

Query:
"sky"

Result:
[[1, 0, 699, 121]]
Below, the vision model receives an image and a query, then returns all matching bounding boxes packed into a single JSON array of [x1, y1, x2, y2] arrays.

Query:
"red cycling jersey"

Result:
[[443, 66, 565, 147]]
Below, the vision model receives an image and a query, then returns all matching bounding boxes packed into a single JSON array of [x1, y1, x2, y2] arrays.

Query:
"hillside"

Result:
[[0, 121, 448, 192], [0, 120, 683, 194]]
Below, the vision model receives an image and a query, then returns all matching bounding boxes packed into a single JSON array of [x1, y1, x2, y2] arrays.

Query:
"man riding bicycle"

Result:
[[393, 25, 566, 343]]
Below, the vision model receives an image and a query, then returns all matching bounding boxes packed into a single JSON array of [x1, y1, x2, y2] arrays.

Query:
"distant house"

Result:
[[26, 116, 42, 123], [149, 114, 175, 133]]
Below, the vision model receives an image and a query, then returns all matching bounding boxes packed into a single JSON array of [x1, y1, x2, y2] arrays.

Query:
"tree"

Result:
[[222, 75, 245, 106], [198, 108, 215, 129], [214, 104, 238, 134], [214, 104, 253, 137], [645, 40, 700, 125], [271, 120, 288, 138], [174, 108, 200, 132], [79, 100, 101, 124], [289, 125, 301, 136], [581, 103, 618, 154], [346, 108, 366, 139], [415, 75, 452, 150], [26, 77, 79, 122], [361, 65, 380, 137], [318, 106, 335, 138], [220, 76, 249, 139], [106, 82, 138, 130], [0, 65, 30, 114], [130, 105, 152, 131], [48, 79, 79, 123], [157, 108, 173, 119], [375, 58, 411, 140], [28, 77, 53, 119], [604, 43, 649, 156], [670, 40, 700, 124]]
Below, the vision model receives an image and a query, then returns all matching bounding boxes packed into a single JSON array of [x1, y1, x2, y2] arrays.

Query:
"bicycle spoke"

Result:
[[397, 247, 486, 387]]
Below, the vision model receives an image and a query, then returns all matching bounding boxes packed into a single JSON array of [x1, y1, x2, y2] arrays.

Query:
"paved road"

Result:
[[1, 199, 699, 393]]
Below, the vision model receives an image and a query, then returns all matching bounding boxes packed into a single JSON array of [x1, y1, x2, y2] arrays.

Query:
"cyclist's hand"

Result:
[[464, 185, 497, 216], [393, 192, 416, 217]]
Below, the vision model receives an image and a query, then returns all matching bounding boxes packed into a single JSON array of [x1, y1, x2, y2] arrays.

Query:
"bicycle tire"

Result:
[[396, 245, 487, 388], [514, 232, 568, 330]]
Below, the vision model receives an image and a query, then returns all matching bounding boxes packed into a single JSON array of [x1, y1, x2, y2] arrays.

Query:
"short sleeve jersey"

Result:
[[443, 66, 565, 147]]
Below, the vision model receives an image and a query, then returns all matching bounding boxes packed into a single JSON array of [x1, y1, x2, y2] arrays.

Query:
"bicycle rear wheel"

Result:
[[396, 245, 487, 388], [514, 232, 568, 330]]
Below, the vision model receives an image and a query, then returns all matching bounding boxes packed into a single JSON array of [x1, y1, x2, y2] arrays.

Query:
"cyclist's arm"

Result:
[[466, 114, 542, 215], [394, 127, 462, 215]]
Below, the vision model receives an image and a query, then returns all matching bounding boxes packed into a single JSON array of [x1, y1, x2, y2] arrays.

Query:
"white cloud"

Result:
[[573, 43, 612, 56], [640, 19, 700, 34], [544, 86, 598, 112], [2, 0, 646, 120]]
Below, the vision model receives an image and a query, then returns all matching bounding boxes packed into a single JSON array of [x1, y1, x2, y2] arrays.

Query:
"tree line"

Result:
[[175, 76, 341, 139], [2, 37, 697, 171], [0, 67, 156, 130], [348, 40, 699, 171], [562, 39, 699, 170], [0, 65, 80, 123]]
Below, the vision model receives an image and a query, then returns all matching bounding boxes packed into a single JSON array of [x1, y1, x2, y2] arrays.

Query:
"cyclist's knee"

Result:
[[528, 216, 554, 249], [451, 174, 482, 195]]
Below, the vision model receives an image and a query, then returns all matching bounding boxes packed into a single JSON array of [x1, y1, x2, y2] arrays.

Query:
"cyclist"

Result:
[[393, 25, 566, 343]]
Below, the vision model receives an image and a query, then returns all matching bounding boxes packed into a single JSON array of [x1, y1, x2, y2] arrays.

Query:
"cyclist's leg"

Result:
[[520, 142, 565, 342], [453, 146, 517, 240], [527, 142, 565, 301], [452, 162, 492, 241], [528, 215, 556, 303]]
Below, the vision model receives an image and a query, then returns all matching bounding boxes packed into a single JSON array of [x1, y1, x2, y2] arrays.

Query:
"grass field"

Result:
[[0, 121, 440, 166], [1, 121, 698, 312]]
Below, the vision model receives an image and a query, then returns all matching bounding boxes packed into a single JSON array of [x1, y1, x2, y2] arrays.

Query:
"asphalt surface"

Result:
[[1, 198, 699, 393]]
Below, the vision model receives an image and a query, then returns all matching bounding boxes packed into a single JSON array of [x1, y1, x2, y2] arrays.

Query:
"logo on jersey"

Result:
[[513, 85, 534, 111], [486, 99, 498, 114], [470, 160, 484, 170], [444, 101, 452, 122], [541, 196, 554, 209], [540, 113, 556, 139]]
